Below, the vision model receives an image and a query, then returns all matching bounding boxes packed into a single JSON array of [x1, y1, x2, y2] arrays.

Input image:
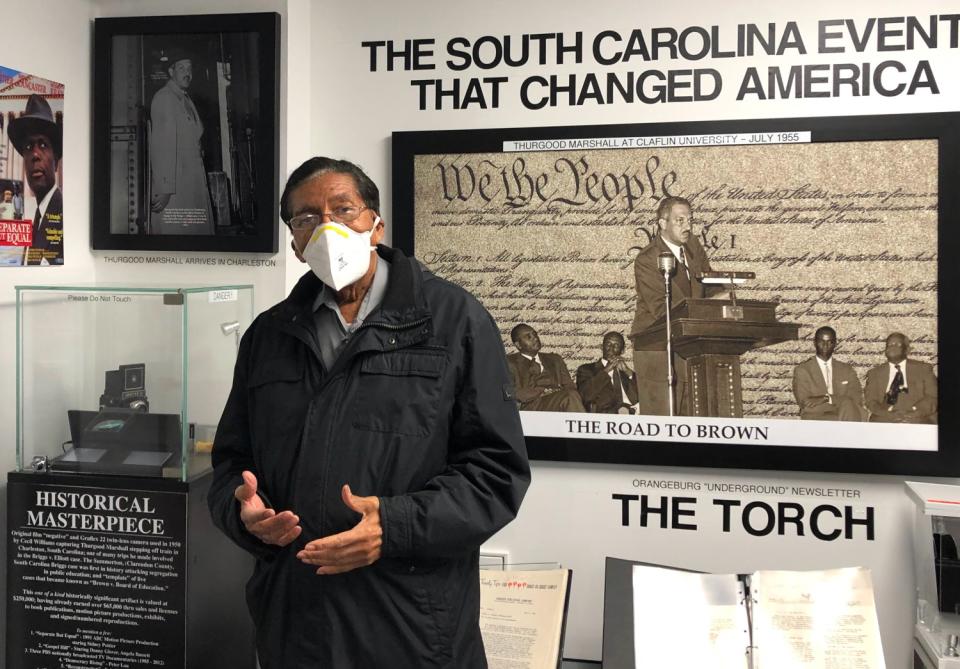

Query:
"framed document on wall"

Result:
[[92, 13, 280, 253], [392, 114, 958, 475]]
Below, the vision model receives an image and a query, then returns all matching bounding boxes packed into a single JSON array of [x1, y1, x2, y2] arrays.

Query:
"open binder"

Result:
[[627, 564, 885, 669]]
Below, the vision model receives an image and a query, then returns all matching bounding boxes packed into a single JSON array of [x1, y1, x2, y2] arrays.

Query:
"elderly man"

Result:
[[6, 94, 63, 265], [576, 331, 639, 414], [149, 48, 214, 235], [864, 332, 937, 424], [792, 326, 863, 421], [629, 196, 721, 415], [208, 157, 530, 668], [507, 323, 585, 412]]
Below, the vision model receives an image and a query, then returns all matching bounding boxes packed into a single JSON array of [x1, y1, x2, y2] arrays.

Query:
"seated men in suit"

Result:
[[864, 332, 937, 424], [576, 331, 639, 414], [791, 326, 863, 421], [507, 324, 585, 412]]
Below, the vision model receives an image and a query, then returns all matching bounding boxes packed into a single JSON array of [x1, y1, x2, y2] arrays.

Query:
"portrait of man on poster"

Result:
[[7, 93, 63, 265], [148, 47, 214, 235], [95, 16, 278, 251]]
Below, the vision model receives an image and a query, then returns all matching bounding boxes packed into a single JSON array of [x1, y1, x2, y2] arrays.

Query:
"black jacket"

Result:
[[208, 246, 530, 668]]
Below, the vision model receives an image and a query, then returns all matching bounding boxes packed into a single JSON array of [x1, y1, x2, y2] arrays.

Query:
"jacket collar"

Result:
[[270, 245, 432, 332]]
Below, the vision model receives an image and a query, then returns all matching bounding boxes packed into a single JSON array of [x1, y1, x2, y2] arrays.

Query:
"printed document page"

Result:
[[631, 564, 749, 669], [480, 569, 570, 669], [752, 567, 885, 669]]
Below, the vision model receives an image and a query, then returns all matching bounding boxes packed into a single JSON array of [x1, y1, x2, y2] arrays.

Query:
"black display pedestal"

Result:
[[6, 470, 255, 669]]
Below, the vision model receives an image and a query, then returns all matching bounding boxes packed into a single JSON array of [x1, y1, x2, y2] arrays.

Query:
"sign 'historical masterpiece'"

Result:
[[6, 477, 187, 669]]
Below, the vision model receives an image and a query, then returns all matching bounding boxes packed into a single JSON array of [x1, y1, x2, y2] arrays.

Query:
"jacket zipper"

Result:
[[306, 314, 432, 539], [357, 315, 430, 332]]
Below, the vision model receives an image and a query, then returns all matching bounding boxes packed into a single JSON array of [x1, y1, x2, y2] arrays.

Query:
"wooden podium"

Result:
[[632, 299, 799, 417]]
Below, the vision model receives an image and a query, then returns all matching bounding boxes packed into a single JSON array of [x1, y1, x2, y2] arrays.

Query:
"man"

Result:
[[791, 326, 863, 421], [6, 94, 63, 265], [864, 332, 937, 423], [149, 48, 214, 235], [507, 323, 585, 412], [208, 157, 530, 668], [13, 184, 24, 220], [629, 196, 721, 415], [576, 331, 639, 413], [0, 189, 15, 219]]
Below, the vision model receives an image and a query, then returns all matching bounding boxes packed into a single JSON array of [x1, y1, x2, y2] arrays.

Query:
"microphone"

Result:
[[657, 252, 676, 277]]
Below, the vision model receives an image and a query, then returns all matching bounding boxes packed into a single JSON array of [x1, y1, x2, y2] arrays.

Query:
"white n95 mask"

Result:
[[302, 218, 379, 290]]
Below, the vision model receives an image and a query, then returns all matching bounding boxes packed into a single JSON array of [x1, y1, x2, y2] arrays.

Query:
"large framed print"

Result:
[[392, 114, 958, 476], [92, 13, 280, 253]]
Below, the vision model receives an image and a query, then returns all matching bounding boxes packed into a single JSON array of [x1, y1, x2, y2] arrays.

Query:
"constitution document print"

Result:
[[394, 115, 957, 475]]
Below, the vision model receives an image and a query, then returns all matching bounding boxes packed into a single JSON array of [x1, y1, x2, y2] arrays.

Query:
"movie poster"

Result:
[[0, 66, 64, 266]]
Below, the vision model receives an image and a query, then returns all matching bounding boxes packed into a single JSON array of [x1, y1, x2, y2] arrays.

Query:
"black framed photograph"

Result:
[[392, 113, 957, 476], [92, 13, 280, 253]]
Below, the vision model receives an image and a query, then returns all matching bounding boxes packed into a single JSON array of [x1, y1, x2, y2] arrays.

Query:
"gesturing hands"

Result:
[[235, 470, 302, 547], [297, 484, 383, 576], [235, 474, 382, 575]]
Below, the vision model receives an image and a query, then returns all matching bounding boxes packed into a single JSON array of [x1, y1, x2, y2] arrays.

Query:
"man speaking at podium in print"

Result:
[[629, 196, 723, 416]]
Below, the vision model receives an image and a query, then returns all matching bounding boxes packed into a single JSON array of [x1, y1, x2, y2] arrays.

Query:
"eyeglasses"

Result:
[[288, 206, 371, 231]]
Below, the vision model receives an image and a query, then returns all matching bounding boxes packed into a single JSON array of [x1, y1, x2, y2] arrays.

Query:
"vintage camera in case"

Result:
[[100, 363, 149, 412]]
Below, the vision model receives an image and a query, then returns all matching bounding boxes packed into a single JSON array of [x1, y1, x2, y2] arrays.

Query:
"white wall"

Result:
[[306, 0, 960, 666], [2, 0, 959, 666]]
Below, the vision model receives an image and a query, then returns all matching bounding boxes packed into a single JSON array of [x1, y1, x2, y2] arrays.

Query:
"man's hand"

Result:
[[802, 395, 830, 409], [536, 377, 562, 390], [604, 356, 632, 375], [297, 485, 382, 575], [614, 357, 633, 374], [235, 470, 302, 547]]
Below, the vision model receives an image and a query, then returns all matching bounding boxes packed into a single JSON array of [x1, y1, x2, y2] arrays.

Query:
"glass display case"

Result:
[[15, 284, 253, 481], [907, 481, 960, 668]]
